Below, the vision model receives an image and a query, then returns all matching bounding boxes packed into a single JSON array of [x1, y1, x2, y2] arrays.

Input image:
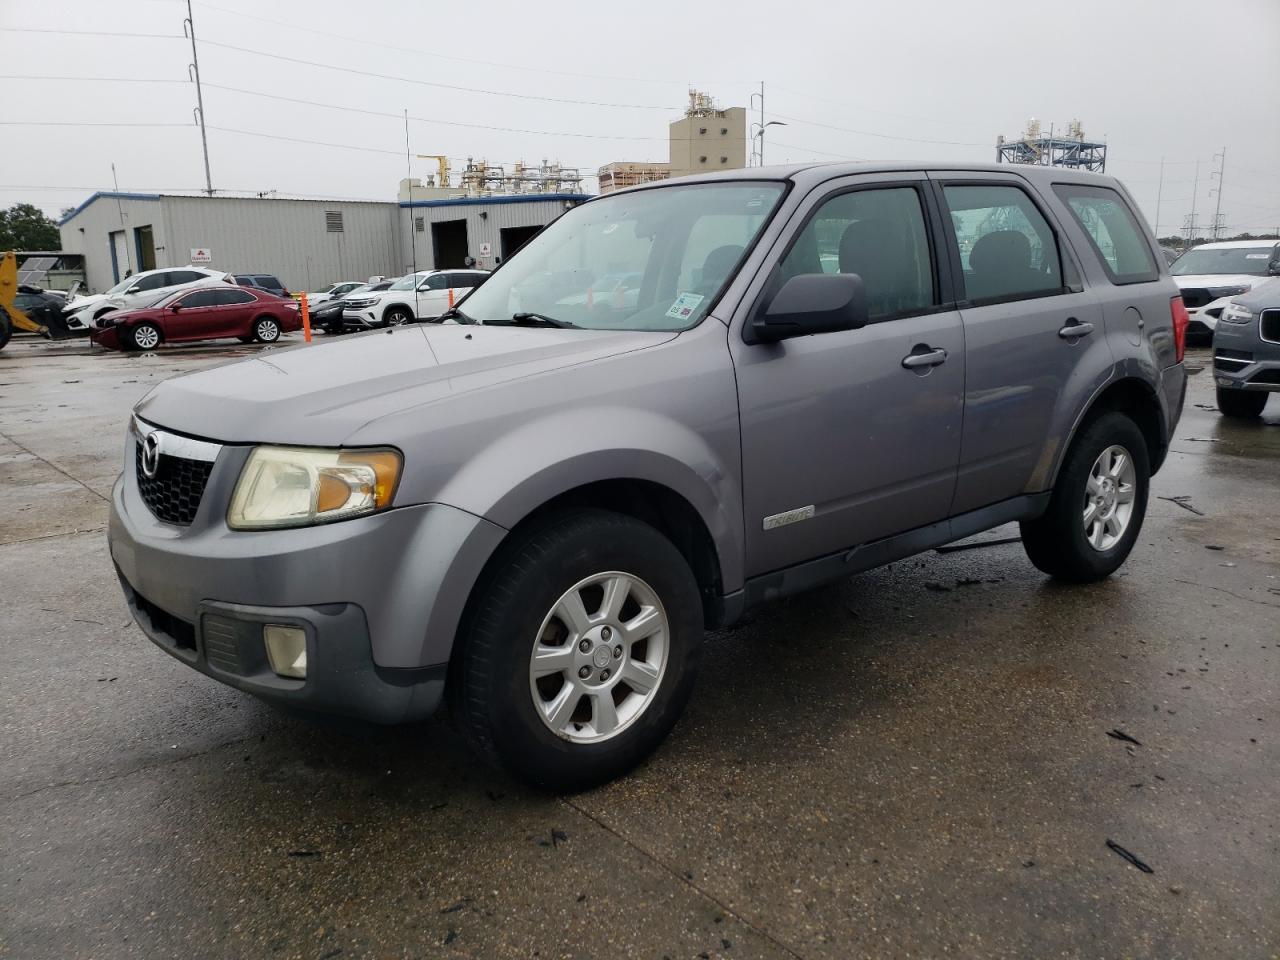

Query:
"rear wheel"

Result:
[[1216, 387, 1268, 419], [0, 306, 11, 351], [1020, 412, 1149, 582], [130, 323, 161, 351], [253, 317, 280, 343], [451, 509, 703, 791], [384, 306, 414, 327]]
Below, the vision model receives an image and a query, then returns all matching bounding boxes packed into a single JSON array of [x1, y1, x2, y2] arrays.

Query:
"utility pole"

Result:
[[1186, 159, 1200, 247], [404, 109, 418, 276], [1210, 146, 1226, 241], [111, 162, 133, 278], [1153, 157, 1164, 241], [184, 0, 213, 195]]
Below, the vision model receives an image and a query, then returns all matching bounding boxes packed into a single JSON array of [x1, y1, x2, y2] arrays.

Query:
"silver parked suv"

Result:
[[110, 163, 1187, 789]]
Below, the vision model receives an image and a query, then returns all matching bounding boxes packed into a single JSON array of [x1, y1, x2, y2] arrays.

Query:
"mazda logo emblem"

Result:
[[141, 432, 162, 479]]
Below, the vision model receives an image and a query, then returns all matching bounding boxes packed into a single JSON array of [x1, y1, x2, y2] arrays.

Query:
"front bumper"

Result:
[[1212, 318, 1280, 393], [109, 428, 507, 723], [342, 308, 380, 329]]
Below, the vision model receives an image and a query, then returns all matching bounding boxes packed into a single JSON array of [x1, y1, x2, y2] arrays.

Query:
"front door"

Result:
[[731, 177, 965, 576], [933, 175, 1108, 514], [414, 273, 449, 319], [164, 289, 221, 340]]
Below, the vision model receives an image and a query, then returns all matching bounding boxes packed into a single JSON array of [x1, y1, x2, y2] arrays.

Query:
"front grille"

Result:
[[135, 444, 213, 525], [134, 590, 196, 651], [1261, 309, 1280, 345], [203, 615, 248, 674], [1179, 288, 1212, 309]]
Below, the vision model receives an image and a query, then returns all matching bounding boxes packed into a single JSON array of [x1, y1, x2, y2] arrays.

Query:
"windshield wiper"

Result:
[[491, 312, 578, 329], [435, 307, 475, 324]]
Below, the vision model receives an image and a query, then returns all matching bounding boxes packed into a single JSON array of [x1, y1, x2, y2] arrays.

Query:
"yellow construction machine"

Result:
[[0, 250, 76, 351]]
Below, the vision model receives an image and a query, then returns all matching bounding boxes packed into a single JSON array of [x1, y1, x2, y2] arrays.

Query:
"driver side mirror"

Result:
[[127, 285, 142, 294], [169, 303, 183, 312], [749, 273, 869, 344], [1269, 260, 1280, 276]]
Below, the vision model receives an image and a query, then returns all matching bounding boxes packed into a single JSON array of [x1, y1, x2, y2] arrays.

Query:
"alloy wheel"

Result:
[[528, 571, 668, 744], [256, 319, 279, 342], [1083, 444, 1136, 551], [133, 325, 159, 350]]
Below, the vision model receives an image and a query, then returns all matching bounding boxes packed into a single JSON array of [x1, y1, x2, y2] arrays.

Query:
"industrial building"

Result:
[[996, 118, 1107, 172], [598, 90, 748, 193], [58, 185, 589, 295]]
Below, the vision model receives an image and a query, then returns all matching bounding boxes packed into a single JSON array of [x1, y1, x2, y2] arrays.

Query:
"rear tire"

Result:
[[253, 317, 280, 343], [1216, 387, 1268, 419], [0, 307, 11, 351], [130, 323, 161, 351], [1020, 412, 1150, 583], [450, 509, 703, 791]]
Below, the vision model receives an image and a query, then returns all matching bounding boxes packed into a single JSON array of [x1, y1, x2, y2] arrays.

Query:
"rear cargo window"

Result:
[[1053, 184, 1159, 284]]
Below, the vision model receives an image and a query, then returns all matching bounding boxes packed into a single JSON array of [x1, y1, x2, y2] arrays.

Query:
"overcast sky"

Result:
[[3, 0, 1278, 238]]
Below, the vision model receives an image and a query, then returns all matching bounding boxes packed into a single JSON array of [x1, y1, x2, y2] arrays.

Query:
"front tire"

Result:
[[384, 306, 414, 327], [130, 322, 161, 351], [253, 317, 280, 343], [451, 509, 703, 791], [1216, 387, 1268, 419], [1020, 412, 1150, 583]]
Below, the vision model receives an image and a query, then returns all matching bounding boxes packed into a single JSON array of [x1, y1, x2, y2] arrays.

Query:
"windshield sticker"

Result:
[[665, 292, 705, 320], [1245, 253, 1269, 259]]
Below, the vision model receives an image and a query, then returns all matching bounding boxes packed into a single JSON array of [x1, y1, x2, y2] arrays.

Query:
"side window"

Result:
[[423, 274, 448, 290], [777, 185, 937, 320], [943, 184, 1064, 303], [176, 290, 218, 308], [1053, 184, 1159, 284], [169, 270, 205, 286], [214, 289, 255, 305], [134, 272, 170, 291], [257, 276, 283, 289]]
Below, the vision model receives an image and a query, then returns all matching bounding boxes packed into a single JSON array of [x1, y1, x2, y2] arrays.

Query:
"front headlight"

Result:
[[228, 446, 402, 530], [1220, 302, 1255, 325]]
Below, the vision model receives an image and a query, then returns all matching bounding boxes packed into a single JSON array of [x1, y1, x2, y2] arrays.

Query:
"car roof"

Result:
[[1181, 239, 1279, 250], [610, 160, 1128, 195]]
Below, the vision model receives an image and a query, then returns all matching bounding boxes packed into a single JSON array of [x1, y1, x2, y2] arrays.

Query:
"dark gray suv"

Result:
[[110, 163, 1187, 789]]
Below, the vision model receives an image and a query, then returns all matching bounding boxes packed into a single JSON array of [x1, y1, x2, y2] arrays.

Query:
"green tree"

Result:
[[0, 203, 61, 251]]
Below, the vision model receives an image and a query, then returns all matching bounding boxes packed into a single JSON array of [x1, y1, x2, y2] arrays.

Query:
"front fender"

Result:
[[432, 405, 745, 594]]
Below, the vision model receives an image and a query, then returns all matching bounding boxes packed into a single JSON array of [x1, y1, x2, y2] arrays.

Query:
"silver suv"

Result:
[[110, 163, 1187, 790]]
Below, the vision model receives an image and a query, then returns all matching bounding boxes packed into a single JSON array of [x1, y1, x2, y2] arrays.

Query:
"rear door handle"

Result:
[[901, 347, 948, 369], [1058, 319, 1094, 340]]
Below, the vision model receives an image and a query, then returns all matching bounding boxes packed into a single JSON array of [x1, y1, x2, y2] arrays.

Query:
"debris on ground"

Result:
[[924, 581, 952, 592], [1107, 729, 1143, 746], [935, 535, 1022, 554], [1158, 495, 1206, 517], [1106, 839, 1155, 873], [1205, 545, 1225, 551]]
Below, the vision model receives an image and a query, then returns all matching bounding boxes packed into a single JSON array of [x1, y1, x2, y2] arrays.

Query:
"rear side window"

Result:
[[943, 184, 1064, 304], [215, 289, 256, 305], [256, 276, 283, 288], [1053, 185, 1159, 283], [778, 186, 937, 321], [169, 270, 206, 285]]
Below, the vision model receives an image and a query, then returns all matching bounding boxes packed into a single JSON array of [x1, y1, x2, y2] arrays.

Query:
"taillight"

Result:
[[1170, 296, 1189, 364]]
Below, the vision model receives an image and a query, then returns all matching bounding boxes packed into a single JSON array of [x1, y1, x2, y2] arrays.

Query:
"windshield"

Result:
[[342, 284, 372, 298], [458, 181, 786, 331], [388, 275, 422, 291], [1171, 245, 1277, 277], [105, 276, 138, 295]]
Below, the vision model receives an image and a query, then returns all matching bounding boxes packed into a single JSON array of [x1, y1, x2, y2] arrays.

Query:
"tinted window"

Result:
[[423, 274, 448, 290], [256, 276, 283, 289], [943, 184, 1064, 303], [214, 289, 255, 305], [133, 272, 170, 292], [1054, 184, 1158, 283], [169, 270, 206, 285], [778, 186, 936, 320], [176, 289, 220, 308]]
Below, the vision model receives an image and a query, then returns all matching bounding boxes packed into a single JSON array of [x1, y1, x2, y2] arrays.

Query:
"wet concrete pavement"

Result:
[[2, 335, 1277, 959]]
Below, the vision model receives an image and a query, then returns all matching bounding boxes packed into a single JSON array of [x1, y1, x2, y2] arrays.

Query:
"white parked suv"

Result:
[[341, 269, 488, 328], [1169, 240, 1280, 336], [63, 267, 234, 332]]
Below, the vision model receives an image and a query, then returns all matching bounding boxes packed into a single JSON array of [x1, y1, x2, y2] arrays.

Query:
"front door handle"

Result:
[[901, 347, 948, 369], [1058, 318, 1094, 340]]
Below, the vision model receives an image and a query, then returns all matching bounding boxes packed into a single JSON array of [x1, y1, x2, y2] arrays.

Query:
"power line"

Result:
[[207, 126, 405, 156], [770, 111, 988, 148], [193, 0, 698, 87], [197, 38, 679, 111], [769, 140, 869, 161], [0, 26, 183, 39], [0, 121, 191, 128]]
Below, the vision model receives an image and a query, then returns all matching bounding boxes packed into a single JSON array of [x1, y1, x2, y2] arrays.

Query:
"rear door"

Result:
[[205, 287, 259, 338], [934, 174, 1108, 513], [730, 174, 966, 575]]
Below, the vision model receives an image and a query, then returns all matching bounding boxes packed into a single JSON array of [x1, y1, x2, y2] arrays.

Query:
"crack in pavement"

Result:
[[1172, 577, 1280, 609], [1, 527, 107, 548], [0, 428, 111, 505], [563, 796, 809, 960]]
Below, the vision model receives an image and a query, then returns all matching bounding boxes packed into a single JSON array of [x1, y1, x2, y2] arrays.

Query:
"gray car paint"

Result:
[[1212, 277, 1280, 394], [110, 161, 1186, 722]]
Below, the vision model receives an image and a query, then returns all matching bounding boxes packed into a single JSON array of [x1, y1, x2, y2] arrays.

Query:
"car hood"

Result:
[[1172, 274, 1262, 292], [135, 324, 677, 446], [1233, 277, 1280, 311]]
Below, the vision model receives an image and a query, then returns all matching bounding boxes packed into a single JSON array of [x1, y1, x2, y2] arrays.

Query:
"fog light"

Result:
[[263, 624, 307, 679]]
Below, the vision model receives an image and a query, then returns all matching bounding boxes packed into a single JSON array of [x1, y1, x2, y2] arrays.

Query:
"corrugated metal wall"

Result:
[[59, 195, 165, 293], [161, 197, 402, 292], [397, 197, 580, 274]]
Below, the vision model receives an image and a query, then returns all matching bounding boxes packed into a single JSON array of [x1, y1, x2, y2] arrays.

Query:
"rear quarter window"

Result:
[[1053, 184, 1159, 284]]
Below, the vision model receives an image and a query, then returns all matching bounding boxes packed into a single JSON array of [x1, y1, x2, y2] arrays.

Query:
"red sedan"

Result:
[[90, 284, 301, 351]]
